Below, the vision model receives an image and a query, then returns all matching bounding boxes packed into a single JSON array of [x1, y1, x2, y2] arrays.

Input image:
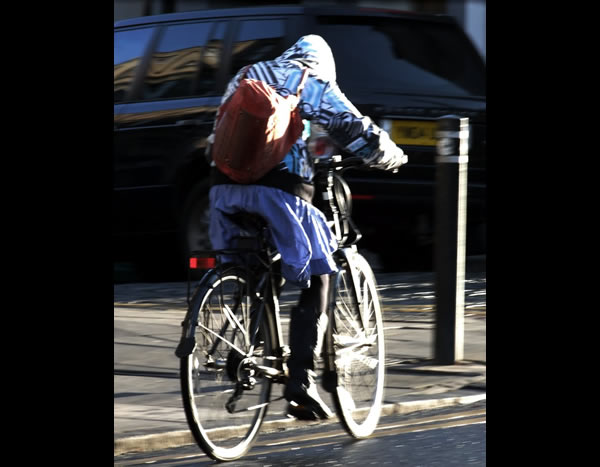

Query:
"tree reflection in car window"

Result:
[[142, 22, 225, 100], [114, 27, 156, 103]]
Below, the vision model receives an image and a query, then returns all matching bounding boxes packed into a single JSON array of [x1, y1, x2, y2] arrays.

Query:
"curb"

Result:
[[114, 393, 486, 456]]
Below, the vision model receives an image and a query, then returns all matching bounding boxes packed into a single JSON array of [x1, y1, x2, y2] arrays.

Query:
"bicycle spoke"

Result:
[[336, 272, 363, 336], [222, 304, 249, 345], [361, 279, 376, 338], [331, 254, 385, 439], [181, 269, 274, 461]]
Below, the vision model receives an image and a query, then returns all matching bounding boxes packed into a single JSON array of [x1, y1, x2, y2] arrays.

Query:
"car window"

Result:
[[228, 19, 285, 80], [314, 16, 485, 98], [114, 27, 156, 103], [141, 21, 226, 100]]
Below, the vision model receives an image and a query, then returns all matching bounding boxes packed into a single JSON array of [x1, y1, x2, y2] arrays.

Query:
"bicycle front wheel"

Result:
[[330, 251, 385, 438], [180, 266, 275, 461]]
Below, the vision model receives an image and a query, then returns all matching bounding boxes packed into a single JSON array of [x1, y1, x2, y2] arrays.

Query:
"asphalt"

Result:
[[114, 268, 486, 457]]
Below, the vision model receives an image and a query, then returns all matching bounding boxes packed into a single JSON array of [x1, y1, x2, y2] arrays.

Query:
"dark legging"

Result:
[[298, 274, 330, 317], [287, 274, 331, 381]]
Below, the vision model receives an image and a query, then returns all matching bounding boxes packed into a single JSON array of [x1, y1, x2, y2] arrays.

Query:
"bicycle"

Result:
[[175, 155, 385, 462]]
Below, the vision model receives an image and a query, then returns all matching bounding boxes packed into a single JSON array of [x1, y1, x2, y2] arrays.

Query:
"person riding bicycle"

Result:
[[207, 35, 407, 421]]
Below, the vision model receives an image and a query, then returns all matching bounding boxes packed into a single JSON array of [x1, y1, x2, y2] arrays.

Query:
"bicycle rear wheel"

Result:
[[329, 251, 385, 438], [180, 266, 275, 461]]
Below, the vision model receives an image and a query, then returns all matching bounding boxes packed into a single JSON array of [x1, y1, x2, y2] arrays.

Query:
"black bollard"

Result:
[[433, 115, 469, 364]]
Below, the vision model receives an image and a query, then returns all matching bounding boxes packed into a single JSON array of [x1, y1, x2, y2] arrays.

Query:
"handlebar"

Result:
[[315, 155, 398, 174], [332, 156, 366, 169], [314, 155, 366, 173]]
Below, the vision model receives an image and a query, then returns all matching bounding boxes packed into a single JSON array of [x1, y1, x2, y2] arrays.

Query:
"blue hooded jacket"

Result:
[[208, 35, 406, 287], [211, 34, 405, 186]]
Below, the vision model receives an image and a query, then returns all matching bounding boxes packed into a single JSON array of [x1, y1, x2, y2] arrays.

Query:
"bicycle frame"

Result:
[[177, 240, 290, 384], [177, 155, 385, 459], [313, 156, 371, 311], [176, 155, 371, 382]]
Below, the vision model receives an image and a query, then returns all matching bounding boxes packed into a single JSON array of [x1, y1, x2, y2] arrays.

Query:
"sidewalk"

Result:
[[114, 271, 486, 456]]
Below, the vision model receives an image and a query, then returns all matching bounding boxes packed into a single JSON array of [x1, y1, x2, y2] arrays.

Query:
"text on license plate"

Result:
[[391, 120, 437, 146]]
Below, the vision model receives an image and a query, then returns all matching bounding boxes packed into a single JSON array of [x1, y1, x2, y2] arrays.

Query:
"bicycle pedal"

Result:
[[241, 376, 257, 390]]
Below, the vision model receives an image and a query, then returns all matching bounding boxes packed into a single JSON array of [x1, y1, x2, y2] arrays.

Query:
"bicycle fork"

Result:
[[321, 247, 373, 394]]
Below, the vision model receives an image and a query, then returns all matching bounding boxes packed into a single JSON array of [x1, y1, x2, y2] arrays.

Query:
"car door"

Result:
[[114, 24, 159, 237], [113, 19, 230, 237]]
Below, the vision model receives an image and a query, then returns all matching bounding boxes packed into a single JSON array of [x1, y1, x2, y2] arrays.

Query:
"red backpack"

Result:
[[211, 66, 309, 184]]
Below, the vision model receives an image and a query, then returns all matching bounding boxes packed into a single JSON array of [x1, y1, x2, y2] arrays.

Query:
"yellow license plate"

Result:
[[391, 120, 437, 146]]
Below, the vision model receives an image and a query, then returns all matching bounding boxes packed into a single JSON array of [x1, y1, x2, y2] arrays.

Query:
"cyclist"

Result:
[[207, 35, 407, 420]]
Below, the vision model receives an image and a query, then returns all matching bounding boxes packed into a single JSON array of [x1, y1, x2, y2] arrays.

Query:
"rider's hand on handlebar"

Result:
[[370, 146, 408, 172]]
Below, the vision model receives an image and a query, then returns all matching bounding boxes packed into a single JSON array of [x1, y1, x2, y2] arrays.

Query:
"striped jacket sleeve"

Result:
[[303, 80, 406, 170]]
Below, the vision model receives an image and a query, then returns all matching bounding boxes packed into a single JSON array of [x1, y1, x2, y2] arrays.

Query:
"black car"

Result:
[[114, 5, 486, 278]]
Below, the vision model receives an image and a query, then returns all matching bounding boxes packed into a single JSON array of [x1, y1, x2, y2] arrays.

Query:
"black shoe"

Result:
[[286, 401, 332, 421], [284, 373, 334, 420]]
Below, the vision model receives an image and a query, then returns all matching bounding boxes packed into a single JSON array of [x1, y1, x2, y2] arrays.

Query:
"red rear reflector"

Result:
[[189, 257, 216, 269], [352, 194, 375, 200]]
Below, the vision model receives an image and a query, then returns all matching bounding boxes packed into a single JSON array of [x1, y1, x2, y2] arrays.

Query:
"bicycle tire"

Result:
[[329, 250, 385, 438], [180, 266, 276, 461]]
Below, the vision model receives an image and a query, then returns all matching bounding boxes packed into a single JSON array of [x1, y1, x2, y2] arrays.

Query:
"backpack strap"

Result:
[[239, 64, 252, 80], [242, 64, 308, 96], [296, 68, 309, 97]]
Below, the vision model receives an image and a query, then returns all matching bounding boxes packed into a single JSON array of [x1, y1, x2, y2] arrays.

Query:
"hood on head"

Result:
[[276, 35, 336, 82]]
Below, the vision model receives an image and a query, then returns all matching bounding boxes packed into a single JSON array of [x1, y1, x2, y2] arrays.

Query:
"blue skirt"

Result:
[[209, 184, 338, 288]]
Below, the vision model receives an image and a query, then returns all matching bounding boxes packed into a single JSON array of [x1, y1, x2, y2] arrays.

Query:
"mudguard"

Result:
[[175, 268, 220, 358]]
